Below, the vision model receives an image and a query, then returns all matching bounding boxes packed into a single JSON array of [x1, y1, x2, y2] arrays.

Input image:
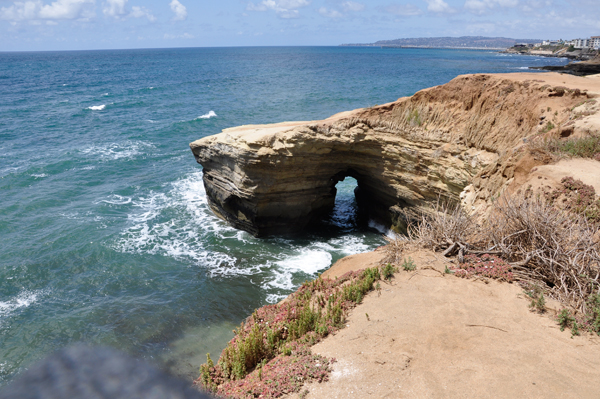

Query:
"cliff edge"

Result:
[[283, 249, 600, 399], [190, 72, 600, 236]]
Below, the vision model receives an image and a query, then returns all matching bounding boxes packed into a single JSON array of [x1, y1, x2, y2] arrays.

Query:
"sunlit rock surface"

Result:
[[191, 73, 595, 236]]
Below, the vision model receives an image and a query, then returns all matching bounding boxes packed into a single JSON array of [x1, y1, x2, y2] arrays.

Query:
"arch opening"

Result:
[[310, 169, 379, 235], [327, 176, 361, 231]]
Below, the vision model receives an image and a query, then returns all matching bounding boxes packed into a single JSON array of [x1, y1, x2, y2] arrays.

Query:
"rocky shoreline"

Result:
[[503, 47, 600, 76], [529, 56, 600, 76], [503, 46, 598, 61]]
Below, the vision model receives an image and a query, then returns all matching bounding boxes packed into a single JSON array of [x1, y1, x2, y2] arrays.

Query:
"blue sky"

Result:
[[0, 0, 598, 51]]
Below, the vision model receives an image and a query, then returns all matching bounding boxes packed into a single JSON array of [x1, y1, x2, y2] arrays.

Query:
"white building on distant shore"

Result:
[[574, 38, 589, 48], [542, 40, 561, 46], [538, 36, 599, 50]]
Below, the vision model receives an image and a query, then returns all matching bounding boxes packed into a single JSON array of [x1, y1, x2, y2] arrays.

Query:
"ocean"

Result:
[[0, 46, 568, 384]]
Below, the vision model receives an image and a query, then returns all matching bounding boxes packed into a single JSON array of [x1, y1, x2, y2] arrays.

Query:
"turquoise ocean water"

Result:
[[0, 46, 568, 384]]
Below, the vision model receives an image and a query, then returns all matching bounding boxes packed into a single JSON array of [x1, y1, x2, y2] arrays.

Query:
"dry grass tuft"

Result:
[[387, 194, 600, 318], [484, 194, 600, 313]]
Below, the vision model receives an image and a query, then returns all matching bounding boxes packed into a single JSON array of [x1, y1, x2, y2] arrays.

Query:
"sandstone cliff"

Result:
[[190, 73, 600, 237]]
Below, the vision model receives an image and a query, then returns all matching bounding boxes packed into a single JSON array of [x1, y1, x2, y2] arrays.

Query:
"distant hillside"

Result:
[[341, 36, 540, 49]]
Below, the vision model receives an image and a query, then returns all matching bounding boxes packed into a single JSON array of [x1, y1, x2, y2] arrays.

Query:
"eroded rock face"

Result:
[[190, 73, 592, 236]]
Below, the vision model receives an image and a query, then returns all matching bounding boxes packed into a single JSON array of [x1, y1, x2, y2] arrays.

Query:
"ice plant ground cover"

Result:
[[451, 254, 514, 282], [195, 266, 393, 398]]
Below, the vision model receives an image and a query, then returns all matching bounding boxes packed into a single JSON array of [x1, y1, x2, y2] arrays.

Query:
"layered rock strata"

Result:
[[191, 73, 596, 237]]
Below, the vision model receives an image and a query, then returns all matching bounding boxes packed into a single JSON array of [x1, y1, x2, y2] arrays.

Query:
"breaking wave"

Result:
[[196, 111, 217, 120], [112, 172, 385, 303], [87, 105, 106, 111]]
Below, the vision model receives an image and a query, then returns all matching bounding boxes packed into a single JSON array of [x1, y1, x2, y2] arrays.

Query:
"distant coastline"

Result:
[[341, 44, 508, 51], [340, 35, 539, 50]]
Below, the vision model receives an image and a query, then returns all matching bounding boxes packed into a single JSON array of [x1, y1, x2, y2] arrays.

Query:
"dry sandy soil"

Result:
[[283, 249, 600, 399]]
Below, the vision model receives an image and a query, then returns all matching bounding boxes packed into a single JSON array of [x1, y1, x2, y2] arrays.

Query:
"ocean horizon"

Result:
[[0, 46, 569, 385]]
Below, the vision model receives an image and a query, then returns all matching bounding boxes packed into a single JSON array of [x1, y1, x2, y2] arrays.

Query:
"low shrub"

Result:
[[544, 176, 600, 223], [382, 263, 398, 279], [214, 343, 331, 399], [542, 135, 600, 159], [401, 257, 416, 271], [525, 284, 546, 313], [587, 293, 600, 334], [195, 266, 391, 398]]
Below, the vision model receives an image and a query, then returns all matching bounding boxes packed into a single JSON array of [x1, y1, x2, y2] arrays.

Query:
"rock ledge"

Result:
[[191, 73, 597, 236]]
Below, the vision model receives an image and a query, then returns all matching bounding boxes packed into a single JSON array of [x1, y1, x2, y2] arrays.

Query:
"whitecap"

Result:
[[0, 290, 44, 318], [80, 141, 154, 161], [260, 250, 332, 296], [195, 111, 217, 120], [31, 173, 47, 178], [87, 104, 106, 111], [112, 171, 385, 303], [278, 250, 332, 276], [113, 172, 239, 271], [59, 212, 80, 220], [98, 194, 132, 205], [265, 293, 287, 304], [326, 235, 370, 255]]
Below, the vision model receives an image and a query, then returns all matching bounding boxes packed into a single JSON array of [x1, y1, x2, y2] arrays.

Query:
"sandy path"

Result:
[[285, 250, 600, 399]]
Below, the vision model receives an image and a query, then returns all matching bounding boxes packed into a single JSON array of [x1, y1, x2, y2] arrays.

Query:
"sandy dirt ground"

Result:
[[284, 249, 600, 399], [521, 158, 600, 194]]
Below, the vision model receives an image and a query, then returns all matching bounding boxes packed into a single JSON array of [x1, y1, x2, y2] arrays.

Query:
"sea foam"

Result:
[[80, 141, 154, 161], [196, 111, 217, 120], [113, 171, 385, 304], [99, 194, 132, 205], [0, 290, 43, 319], [87, 105, 106, 111]]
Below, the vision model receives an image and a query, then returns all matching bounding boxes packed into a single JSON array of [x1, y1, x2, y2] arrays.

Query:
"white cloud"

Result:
[[246, 0, 310, 18], [318, 6, 342, 17], [424, 0, 455, 13], [341, 1, 364, 11], [246, 2, 268, 11], [520, 0, 550, 12], [103, 0, 155, 21], [169, 0, 186, 21], [464, 0, 519, 13], [164, 32, 194, 39], [102, 0, 125, 17], [384, 3, 423, 15], [39, 0, 95, 19], [318, 1, 364, 18], [0, 0, 95, 21], [130, 5, 155, 21]]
